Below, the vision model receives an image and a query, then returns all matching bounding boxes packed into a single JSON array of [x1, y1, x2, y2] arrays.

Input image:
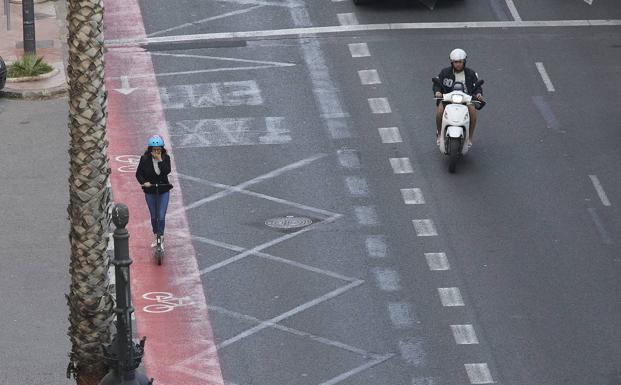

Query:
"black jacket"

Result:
[[135, 151, 173, 194], [433, 67, 483, 96]]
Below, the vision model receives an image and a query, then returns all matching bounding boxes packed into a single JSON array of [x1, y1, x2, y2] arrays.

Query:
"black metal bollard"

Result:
[[100, 204, 153, 385], [21, 0, 35, 55]]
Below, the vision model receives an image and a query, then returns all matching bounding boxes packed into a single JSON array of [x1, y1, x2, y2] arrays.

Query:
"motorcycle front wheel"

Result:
[[448, 137, 460, 173]]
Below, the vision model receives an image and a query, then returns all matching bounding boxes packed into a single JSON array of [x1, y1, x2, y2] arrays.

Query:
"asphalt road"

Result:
[[133, 0, 621, 384]]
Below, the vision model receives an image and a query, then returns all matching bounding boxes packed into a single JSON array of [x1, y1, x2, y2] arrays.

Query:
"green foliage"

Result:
[[7, 54, 54, 78]]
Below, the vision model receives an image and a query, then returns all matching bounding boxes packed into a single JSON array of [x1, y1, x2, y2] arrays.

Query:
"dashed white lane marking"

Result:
[[438, 287, 465, 307], [378, 126, 402, 143], [371, 268, 401, 291], [412, 219, 438, 236], [390, 157, 413, 174], [366, 235, 388, 258], [368, 97, 392, 114], [465, 363, 495, 384], [337, 149, 361, 169], [108, 20, 621, 47], [585, 0, 594, 4], [338, 12, 359, 25], [358, 69, 381, 85], [425, 252, 450, 271], [348, 42, 370, 57], [589, 175, 611, 206], [412, 377, 436, 385], [587, 207, 613, 245], [451, 324, 480, 345], [355, 206, 380, 226], [388, 302, 414, 328], [398, 338, 426, 367], [535, 62, 556, 92], [346, 176, 370, 197], [504, 0, 522, 21], [401, 188, 425, 204]]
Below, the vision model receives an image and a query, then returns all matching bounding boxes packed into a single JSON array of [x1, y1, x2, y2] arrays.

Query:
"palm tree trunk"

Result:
[[65, 0, 114, 383]]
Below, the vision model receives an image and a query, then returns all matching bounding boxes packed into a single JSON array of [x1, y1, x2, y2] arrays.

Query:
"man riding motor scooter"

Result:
[[433, 48, 485, 147]]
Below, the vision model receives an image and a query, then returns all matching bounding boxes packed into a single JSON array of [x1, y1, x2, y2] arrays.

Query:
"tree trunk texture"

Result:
[[65, 0, 114, 383]]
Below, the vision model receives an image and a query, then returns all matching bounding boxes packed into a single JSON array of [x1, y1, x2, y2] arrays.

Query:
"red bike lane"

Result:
[[104, 0, 224, 383]]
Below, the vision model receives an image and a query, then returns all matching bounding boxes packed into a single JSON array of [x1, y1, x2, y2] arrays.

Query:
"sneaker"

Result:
[[160, 236, 165, 250], [151, 236, 157, 248], [468, 141, 473, 148]]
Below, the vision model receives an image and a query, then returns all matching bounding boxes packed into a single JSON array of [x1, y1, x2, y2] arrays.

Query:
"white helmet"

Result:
[[449, 48, 467, 62]]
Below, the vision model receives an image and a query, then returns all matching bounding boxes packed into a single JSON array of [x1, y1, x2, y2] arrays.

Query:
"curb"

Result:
[[6, 67, 60, 83], [0, 83, 67, 99]]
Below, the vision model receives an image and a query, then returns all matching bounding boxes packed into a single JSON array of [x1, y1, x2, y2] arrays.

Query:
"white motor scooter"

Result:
[[433, 78, 485, 173]]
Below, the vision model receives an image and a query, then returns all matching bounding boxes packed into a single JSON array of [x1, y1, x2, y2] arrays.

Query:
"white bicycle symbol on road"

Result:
[[115, 155, 141, 173], [142, 292, 190, 313]]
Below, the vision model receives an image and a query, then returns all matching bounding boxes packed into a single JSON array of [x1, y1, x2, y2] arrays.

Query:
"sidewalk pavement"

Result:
[[0, 1, 73, 383], [0, 0, 68, 98], [0, 97, 72, 384]]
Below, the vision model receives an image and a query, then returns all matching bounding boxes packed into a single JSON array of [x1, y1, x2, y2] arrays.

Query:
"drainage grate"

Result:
[[265, 216, 313, 230]]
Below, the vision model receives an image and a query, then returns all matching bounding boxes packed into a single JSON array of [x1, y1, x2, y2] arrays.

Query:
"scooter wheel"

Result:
[[155, 249, 163, 265]]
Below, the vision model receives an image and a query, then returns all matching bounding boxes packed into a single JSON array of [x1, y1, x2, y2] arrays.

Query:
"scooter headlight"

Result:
[[451, 94, 464, 104]]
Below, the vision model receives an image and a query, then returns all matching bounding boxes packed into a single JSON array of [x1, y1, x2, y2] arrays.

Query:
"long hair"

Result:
[[143, 146, 168, 157]]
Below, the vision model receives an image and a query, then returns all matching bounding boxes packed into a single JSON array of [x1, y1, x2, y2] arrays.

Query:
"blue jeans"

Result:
[[145, 191, 169, 235]]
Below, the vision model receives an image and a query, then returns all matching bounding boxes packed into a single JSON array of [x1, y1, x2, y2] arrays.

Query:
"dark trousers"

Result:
[[145, 191, 169, 235]]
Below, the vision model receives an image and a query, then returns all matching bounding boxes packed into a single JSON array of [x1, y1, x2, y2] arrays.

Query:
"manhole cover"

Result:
[[265, 216, 313, 230]]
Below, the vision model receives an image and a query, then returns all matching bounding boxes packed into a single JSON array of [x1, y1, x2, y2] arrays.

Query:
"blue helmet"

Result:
[[148, 135, 164, 147]]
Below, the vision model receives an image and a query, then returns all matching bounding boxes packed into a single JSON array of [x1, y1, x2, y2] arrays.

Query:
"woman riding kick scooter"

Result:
[[135, 135, 173, 264]]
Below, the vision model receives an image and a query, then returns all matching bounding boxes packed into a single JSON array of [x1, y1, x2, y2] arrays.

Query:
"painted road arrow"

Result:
[[113, 75, 138, 95]]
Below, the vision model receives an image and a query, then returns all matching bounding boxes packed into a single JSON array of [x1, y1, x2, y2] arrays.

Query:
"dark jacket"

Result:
[[135, 150, 173, 195], [433, 66, 483, 96]]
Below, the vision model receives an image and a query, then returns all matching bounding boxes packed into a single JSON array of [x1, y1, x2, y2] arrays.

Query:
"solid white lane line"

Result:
[[366, 235, 388, 258], [319, 354, 394, 385], [451, 324, 479, 344], [535, 62, 556, 92], [368, 97, 392, 113], [378, 127, 402, 143], [192, 235, 358, 282], [337, 149, 361, 169], [107, 20, 621, 47], [412, 219, 438, 236], [176, 173, 339, 218], [388, 302, 414, 328], [338, 12, 359, 25], [355, 206, 379, 226], [438, 287, 465, 306], [401, 188, 425, 204], [358, 69, 381, 85], [390, 157, 413, 174], [146, 5, 264, 37], [425, 252, 450, 271], [589, 175, 611, 206], [348, 42, 370, 57], [465, 363, 495, 384], [345, 176, 370, 197], [371, 268, 401, 291], [218, 280, 364, 349], [504, 0, 522, 21]]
